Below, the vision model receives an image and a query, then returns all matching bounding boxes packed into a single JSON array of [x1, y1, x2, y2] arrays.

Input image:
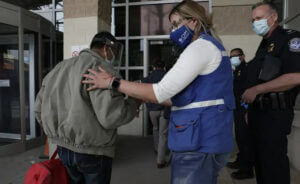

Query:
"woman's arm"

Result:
[[116, 79, 158, 103], [82, 39, 221, 104], [82, 67, 159, 102]]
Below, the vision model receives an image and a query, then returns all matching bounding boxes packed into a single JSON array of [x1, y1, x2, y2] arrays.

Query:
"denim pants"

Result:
[[57, 146, 113, 184], [171, 152, 231, 184]]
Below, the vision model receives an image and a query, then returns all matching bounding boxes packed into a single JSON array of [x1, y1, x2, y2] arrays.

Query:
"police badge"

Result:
[[289, 38, 300, 52], [268, 43, 275, 52]]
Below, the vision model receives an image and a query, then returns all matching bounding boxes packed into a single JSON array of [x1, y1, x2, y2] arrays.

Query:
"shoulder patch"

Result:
[[289, 38, 300, 52]]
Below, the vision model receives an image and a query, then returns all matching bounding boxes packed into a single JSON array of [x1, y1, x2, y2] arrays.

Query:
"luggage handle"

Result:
[[50, 148, 58, 160]]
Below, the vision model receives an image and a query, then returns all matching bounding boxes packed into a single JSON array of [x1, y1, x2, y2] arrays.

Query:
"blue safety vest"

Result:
[[168, 34, 235, 153]]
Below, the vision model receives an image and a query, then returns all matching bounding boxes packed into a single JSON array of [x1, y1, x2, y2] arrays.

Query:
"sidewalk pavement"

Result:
[[0, 136, 299, 184]]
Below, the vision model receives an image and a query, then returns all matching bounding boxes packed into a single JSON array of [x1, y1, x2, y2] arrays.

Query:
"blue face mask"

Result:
[[230, 56, 241, 67], [252, 16, 273, 36], [170, 25, 194, 48]]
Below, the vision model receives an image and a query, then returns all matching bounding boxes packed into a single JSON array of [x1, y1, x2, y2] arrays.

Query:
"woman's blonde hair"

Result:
[[169, 0, 222, 43]]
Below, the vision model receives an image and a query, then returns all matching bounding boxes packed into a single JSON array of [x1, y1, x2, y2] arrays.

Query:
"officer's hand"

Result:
[[245, 112, 248, 125], [242, 86, 259, 103]]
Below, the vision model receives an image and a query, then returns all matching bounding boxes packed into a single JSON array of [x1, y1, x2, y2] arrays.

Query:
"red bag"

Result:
[[24, 148, 69, 184]]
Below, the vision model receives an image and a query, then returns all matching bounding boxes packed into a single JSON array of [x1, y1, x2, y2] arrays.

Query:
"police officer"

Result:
[[227, 48, 254, 180], [242, 2, 300, 184]]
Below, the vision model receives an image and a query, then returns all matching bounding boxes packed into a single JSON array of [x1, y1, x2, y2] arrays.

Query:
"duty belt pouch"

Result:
[[278, 92, 287, 109], [257, 95, 264, 109], [270, 93, 280, 110], [259, 55, 281, 82], [168, 113, 201, 152], [266, 92, 293, 110]]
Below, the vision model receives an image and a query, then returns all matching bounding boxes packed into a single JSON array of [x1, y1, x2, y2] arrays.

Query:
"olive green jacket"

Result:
[[34, 49, 138, 158]]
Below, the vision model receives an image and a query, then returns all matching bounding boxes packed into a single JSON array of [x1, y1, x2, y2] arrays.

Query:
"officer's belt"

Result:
[[171, 99, 224, 111], [251, 92, 294, 110]]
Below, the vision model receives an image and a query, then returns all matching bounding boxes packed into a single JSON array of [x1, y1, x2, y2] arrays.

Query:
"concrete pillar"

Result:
[[212, 0, 262, 60], [63, 0, 111, 59]]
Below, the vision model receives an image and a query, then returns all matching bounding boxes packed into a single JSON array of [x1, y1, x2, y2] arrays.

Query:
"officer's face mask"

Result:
[[252, 14, 274, 36], [170, 24, 195, 48], [230, 56, 241, 67]]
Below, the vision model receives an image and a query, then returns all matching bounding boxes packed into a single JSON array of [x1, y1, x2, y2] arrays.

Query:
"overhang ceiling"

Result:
[[1, 0, 58, 10]]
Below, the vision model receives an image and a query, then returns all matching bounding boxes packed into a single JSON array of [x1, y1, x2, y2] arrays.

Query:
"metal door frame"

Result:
[[0, 1, 55, 156], [142, 36, 170, 136], [0, 33, 36, 140]]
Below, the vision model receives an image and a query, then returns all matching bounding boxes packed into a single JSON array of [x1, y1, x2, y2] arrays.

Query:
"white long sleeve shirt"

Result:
[[153, 38, 223, 103]]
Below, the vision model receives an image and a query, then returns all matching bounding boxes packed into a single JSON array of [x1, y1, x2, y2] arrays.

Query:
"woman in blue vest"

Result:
[[82, 0, 235, 183]]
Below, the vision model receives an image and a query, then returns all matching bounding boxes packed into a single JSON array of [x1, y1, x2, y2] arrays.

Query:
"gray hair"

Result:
[[252, 2, 278, 13]]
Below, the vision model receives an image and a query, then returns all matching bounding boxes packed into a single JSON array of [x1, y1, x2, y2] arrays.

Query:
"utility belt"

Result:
[[250, 92, 295, 111]]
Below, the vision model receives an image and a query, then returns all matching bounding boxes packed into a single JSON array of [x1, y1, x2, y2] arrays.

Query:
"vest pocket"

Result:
[[168, 115, 201, 152]]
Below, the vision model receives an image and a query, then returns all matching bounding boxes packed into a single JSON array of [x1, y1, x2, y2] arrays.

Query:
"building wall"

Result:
[[212, 0, 261, 60], [289, 111, 300, 171], [118, 110, 144, 136], [285, 0, 300, 30], [220, 35, 261, 61], [63, 0, 111, 59], [212, 0, 260, 6], [64, 17, 100, 58]]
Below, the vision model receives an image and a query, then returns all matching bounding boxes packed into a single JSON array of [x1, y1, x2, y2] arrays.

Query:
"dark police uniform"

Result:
[[233, 61, 254, 175], [246, 26, 300, 184]]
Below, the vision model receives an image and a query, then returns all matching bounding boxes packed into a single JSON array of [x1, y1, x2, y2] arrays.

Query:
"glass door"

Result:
[[142, 38, 179, 135], [0, 23, 21, 144], [24, 31, 38, 139], [148, 39, 179, 71], [0, 26, 38, 142]]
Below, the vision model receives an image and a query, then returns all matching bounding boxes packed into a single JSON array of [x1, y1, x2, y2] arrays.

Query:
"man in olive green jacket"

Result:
[[34, 32, 139, 184]]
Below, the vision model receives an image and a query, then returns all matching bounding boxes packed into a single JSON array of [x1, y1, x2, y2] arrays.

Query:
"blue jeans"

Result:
[[171, 152, 231, 184], [57, 146, 112, 184]]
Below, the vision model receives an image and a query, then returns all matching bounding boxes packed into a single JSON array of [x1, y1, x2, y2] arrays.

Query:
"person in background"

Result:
[[82, 1, 235, 183], [141, 59, 169, 168], [227, 48, 254, 180], [35, 31, 139, 184]]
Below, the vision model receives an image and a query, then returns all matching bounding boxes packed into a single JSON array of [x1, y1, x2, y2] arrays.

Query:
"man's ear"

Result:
[[95, 46, 106, 59], [103, 45, 108, 52], [240, 54, 245, 61], [272, 12, 278, 22]]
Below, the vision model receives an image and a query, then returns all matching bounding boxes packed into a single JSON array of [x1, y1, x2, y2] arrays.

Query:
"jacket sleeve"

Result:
[[83, 61, 139, 129], [34, 84, 45, 125], [88, 88, 139, 130]]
